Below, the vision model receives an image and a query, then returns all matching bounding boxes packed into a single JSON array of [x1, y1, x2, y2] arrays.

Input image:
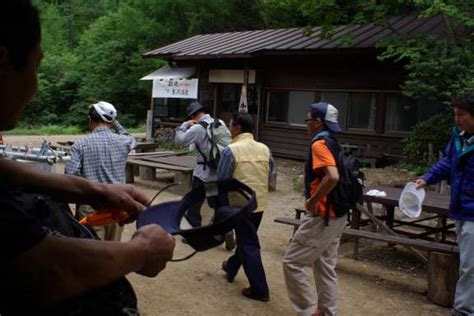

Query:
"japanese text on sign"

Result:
[[152, 79, 198, 99]]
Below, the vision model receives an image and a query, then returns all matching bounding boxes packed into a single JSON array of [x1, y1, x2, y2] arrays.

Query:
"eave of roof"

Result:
[[142, 15, 445, 60]]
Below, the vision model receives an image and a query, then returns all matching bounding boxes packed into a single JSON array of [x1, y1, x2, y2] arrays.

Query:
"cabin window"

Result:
[[385, 95, 447, 132], [320, 92, 349, 130], [267, 90, 375, 131], [267, 90, 318, 124], [267, 90, 289, 123], [348, 93, 377, 130]]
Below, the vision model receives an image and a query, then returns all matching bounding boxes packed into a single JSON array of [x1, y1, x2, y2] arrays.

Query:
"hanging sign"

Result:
[[152, 79, 198, 99]]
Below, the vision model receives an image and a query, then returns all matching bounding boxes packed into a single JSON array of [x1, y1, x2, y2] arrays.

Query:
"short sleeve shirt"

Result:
[[309, 139, 337, 217]]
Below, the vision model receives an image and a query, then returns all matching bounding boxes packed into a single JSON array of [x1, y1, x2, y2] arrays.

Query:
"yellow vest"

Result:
[[228, 133, 270, 212]]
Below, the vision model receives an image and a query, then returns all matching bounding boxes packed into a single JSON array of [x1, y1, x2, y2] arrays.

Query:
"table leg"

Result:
[[351, 206, 361, 260], [386, 205, 396, 248]]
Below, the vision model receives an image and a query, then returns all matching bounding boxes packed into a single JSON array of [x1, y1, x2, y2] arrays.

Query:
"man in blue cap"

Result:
[[283, 102, 346, 316]]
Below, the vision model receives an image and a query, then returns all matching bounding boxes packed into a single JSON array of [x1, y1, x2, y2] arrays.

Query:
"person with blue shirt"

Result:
[[217, 112, 274, 302], [416, 94, 474, 316]]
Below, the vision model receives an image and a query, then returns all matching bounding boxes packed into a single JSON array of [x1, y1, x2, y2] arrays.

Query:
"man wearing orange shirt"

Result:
[[283, 102, 346, 316]]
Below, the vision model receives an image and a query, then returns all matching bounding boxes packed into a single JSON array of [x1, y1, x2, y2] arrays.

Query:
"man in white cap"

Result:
[[65, 101, 136, 241], [283, 102, 346, 316]]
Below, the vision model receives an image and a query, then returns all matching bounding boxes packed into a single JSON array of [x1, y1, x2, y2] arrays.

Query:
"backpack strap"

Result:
[[322, 136, 342, 226], [196, 121, 210, 170]]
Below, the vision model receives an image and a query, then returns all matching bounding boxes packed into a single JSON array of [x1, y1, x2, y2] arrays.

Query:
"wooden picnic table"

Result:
[[356, 185, 453, 247], [274, 185, 458, 307], [126, 151, 195, 195]]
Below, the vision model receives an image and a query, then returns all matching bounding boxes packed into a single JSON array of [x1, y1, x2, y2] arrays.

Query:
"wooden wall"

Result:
[[174, 50, 409, 163]]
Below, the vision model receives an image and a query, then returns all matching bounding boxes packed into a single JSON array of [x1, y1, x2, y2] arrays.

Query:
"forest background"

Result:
[[21, 1, 474, 164]]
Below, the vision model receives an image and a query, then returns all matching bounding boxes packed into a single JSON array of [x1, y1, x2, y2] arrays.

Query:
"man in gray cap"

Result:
[[65, 101, 136, 241], [174, 102, 234, 247], [283, 102, 346, 316]]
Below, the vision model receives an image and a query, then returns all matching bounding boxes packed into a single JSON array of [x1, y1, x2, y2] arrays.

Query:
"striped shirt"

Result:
[[64, 122, 135, 184]]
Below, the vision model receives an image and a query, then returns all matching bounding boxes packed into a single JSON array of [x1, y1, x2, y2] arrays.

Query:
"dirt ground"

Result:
[[4, 134, 450, 316]]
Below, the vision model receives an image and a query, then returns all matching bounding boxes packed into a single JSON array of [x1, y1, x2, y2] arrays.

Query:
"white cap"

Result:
[[91, 101, 117, 123]]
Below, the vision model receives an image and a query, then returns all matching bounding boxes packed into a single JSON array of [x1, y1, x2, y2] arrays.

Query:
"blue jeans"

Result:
[[226, 212, 269, 297], [454, 220, 474, 315]]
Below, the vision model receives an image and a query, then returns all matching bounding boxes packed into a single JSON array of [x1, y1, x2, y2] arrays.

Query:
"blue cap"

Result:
[[309, 102, 342, 133]]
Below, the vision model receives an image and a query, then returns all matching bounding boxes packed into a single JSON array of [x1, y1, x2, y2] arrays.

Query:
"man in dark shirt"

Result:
[[0, 1, 175, 313]]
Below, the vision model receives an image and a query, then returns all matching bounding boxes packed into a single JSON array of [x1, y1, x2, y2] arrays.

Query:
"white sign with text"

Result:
[[152, 79, 198, 99]]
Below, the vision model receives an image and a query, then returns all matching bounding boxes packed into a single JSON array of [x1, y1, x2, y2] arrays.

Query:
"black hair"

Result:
[[0, 0, 41, 71], [453, 93, 474, 116], [88, 106, 103, 122], [231, 112, 254, 133]]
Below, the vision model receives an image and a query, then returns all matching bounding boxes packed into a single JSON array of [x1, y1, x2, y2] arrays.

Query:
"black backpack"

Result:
[[305, 136, 365, 225], [3, 192, 139, 316]]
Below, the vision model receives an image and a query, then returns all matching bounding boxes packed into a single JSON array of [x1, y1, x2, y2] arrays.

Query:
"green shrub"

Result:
[[401, 112, 452, 167]]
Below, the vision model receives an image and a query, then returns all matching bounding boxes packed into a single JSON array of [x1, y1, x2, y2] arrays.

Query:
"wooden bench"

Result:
[[274, 215, 458, 255]]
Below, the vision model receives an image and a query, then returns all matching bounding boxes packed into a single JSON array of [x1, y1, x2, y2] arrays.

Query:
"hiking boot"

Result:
[[221, 260, 234, 282], [224, 231, 236, 251], [241, 287, 269, 302]]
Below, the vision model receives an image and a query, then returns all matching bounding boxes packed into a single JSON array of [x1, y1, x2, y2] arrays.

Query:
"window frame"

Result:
[[264, 88, 389, 135]]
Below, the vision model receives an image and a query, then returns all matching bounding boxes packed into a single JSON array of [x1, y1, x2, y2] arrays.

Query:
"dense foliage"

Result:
[[27, 0, 473, 154], [29, 0, 266, 129]]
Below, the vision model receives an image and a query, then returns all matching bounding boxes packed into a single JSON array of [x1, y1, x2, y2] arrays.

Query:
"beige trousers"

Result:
[[283, 214, 346, 316]]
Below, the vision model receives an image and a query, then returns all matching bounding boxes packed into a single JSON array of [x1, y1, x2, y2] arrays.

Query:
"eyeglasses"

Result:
[[305, 118, 318, 123]]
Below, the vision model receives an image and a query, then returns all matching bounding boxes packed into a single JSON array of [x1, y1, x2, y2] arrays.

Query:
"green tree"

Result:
[[275, 0, 474, 102]]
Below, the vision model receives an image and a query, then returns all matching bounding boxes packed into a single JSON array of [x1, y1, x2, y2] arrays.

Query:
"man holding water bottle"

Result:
[[416, 93, 474, 316]]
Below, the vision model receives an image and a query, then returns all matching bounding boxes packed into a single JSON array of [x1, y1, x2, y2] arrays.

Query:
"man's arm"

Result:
[[0, 159, 149, 217], [64, 143, 82, 176], [217, 147, 234, 180], [174, 120, 200, 147], [305, 166, 339, 215], [113, 120, 136, 150], [12, 224, 175, 305]]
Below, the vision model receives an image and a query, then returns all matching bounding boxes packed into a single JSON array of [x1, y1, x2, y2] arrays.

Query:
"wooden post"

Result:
[[146, 109, 153, 141], [427, 252, 459, 307], [125, 164, 134, 183]]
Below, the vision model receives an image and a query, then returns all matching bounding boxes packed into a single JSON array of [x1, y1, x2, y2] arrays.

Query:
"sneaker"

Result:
[[224, 231, 236, 251], [221, 260, 234, 283], [241, 287, 269, 302]]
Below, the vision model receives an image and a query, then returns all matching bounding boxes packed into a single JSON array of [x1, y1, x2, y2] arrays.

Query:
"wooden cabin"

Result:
[[142, 15, 447, 163]]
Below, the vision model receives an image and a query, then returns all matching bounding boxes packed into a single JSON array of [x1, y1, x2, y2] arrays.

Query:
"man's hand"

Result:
[[305, 198, 318, 216], [91, 184, 151, 223], [185, 119, 197, 127], [131, 224, 175, 277], [415, 179, 427, 189]]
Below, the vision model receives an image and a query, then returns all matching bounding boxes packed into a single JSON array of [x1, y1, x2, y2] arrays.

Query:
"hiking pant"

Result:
[[225, 212, 269, 297], [283, 214, 346, 316], [454, 220, 474, 315], [185, 177, 205, 227]]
